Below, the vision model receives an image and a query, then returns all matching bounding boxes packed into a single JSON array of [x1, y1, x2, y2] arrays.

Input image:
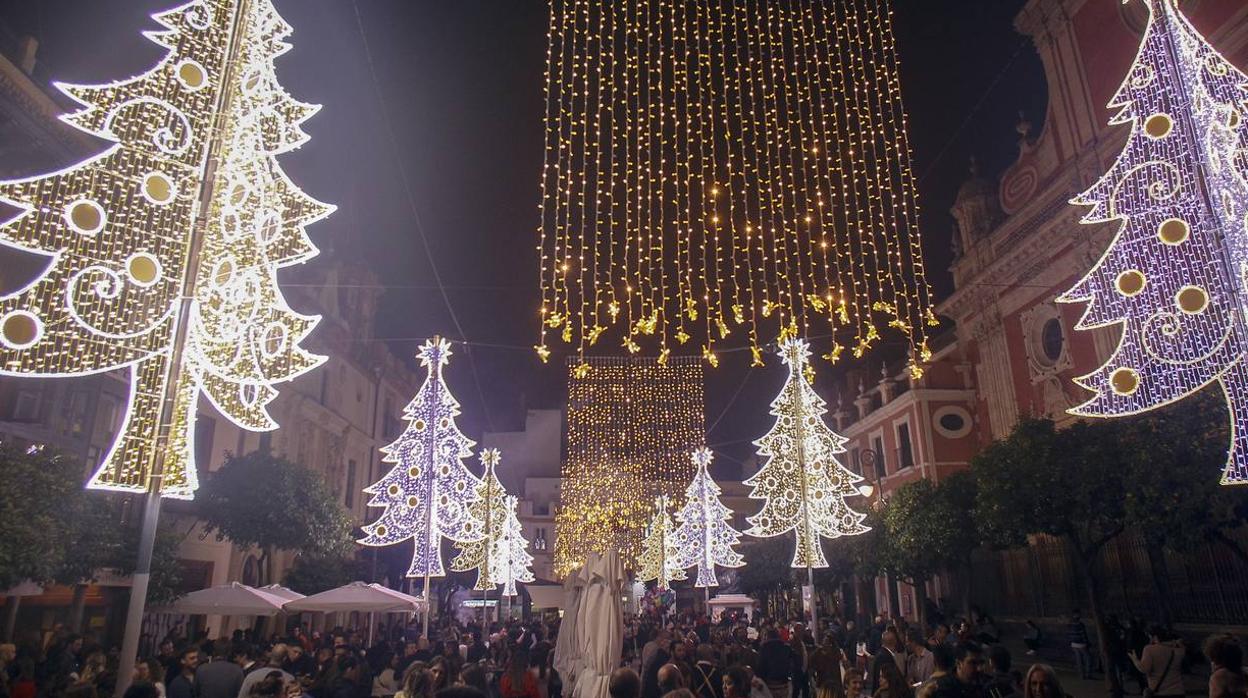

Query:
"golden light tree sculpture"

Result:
[[0, 0, 333, 499], [637, 495, 686, 592], [451, 448, 510, 591]]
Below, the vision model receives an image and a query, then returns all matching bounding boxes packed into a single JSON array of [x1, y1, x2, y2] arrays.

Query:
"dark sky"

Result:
[[0, 0, 1045, 475]]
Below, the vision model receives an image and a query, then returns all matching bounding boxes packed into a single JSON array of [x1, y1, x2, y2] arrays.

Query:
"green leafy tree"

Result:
[[736, 537, 796, 614], [974, 418, 1132, 696], [284, 552, 366, 595], [0, 444, 78, 589], [198, 451, 354, 585]]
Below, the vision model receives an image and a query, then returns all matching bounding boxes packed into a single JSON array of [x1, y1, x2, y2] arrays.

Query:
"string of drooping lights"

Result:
[[536, 0, 937, 375], [555, 355, 706, 575]]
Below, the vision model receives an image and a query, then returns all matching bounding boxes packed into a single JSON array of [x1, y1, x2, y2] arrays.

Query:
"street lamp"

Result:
[[855, 448, 885, 510]]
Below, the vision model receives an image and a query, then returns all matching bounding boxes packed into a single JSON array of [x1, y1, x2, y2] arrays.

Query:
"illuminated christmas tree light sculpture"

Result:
[[359, 337, 485, 633], [496, 495, 535, 598], [0, 0, 333, 499], [671, 447, 745, 588], [745, 338, 868, 638], [1059, 0, 1248, 484], [451, 448, 509, 591], [637, 495, 686, 592]]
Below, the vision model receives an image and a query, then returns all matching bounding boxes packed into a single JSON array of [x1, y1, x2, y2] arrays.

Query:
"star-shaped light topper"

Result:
[[778, 338, 812, 369], [418, 336, 454, 369], [692, 446, 713, 470], [480, 447, 501, 469]]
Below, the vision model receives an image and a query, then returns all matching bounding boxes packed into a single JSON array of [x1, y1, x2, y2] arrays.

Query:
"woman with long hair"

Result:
[[395, 666, 433, 698], [501, 648, 540, 698], [873, 660, 913, 698], [1023, 664, 1070, 698]]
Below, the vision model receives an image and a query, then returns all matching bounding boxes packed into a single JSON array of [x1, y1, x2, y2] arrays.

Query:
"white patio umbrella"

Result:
[[284, 582, 423, 648], [258, 584, 305, 602], [571, 551, 624, 698], [553, 562, 587, 686], [160, 582, 287, 616], [282, 582, 424, 613]]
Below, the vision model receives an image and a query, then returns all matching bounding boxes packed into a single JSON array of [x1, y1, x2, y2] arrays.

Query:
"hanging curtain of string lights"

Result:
[[535, 0, 937, 374], [554, 355, 706, 575]]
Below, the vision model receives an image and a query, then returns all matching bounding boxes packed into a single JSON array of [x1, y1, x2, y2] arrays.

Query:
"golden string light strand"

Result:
[[537, 0, 934, 372]]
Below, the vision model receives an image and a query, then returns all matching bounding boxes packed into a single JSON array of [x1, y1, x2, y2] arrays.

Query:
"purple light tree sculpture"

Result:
[[359, 336, 484, 633], [1059, 0, 1248, 484], [671, 447, 745, 589]]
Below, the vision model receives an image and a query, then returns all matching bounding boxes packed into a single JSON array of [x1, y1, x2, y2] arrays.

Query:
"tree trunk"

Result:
[[67, 583, 88, 632], [885, 572, 901, 621], [3, 596, 19, 642], [961, 557, 974, 619], [1072, 539, 1123, 698], [1143, 540, 1174, 627], [913, 576, 929, 630]]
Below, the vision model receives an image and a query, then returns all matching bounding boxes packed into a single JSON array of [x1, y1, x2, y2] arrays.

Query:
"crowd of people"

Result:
[[0, 606, 1243, 698]]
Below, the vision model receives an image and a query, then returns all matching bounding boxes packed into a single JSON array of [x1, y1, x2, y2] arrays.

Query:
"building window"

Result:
[[872, 436, 886, 479], [63, 390, 90, 437], [97, 394, 121, 442], [345, 460, 358, 508], [897, 422, 914, 469], [1041, 318, 1064, 364], [12, 390, 39, 422], [932, 406, 974, 439]]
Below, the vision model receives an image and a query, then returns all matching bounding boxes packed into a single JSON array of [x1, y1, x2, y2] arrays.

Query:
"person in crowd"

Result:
[[788, 626, 810, 698], [1064, 612, 1092, 681], [428, 657, 453, 694], [501, 648, 540, 698], [248, 671, 287, 698], [1021, 666, 1068, 698], [66, 682, 100, 698], [611, 668, 643, 698], [235, 644, 260, 678], [456, 663, 489, 697], [917, 646, 953, 698], [126, 681, 163, 698], [869, 630, 902, 692], [332, 656, 365, 698], [643, 642, 676, 698], [866, 621, 886, 659], [874, 661, 913, 698], [285, 645, 316, 680], [395, 666, 434, 698], [658, 665, 686, 696], [167, 647, 201, 698], [672, 642, 695, 689], [727, 630, 759, 675], [374, 653, 402, 697], [929, 643, 984, 698], [758, 629, 795, 698], [134, 658, 167, 698], [1205, 634, 1246, 698], [722, 667, 753, 698], [905, 630, 934, 687], [464, 635, 488, 665], [1021, 624, 1041, 658], [984, 646, 1018, 698], [240, 645, 294, 698], [841, 670, 866, 698], [435, 687, 487, 698], [1128, 625, 1184, 698], [808, 634, 844, 698], [692, 644, 724, 698], [197, 640, 245, 698]]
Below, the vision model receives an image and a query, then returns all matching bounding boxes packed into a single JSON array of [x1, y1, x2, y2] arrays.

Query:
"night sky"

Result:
[[0, 1, 1045, 475]]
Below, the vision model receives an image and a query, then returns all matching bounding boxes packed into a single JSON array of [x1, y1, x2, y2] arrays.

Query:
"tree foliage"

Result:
[[0, 444, 182, 601], [283, 552, 366, 595], [198, 451, 354, 584]]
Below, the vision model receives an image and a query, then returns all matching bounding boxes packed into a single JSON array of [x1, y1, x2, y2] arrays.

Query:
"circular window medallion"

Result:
[[1, 310, 42, 349], [932, 405, 973, 439]]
